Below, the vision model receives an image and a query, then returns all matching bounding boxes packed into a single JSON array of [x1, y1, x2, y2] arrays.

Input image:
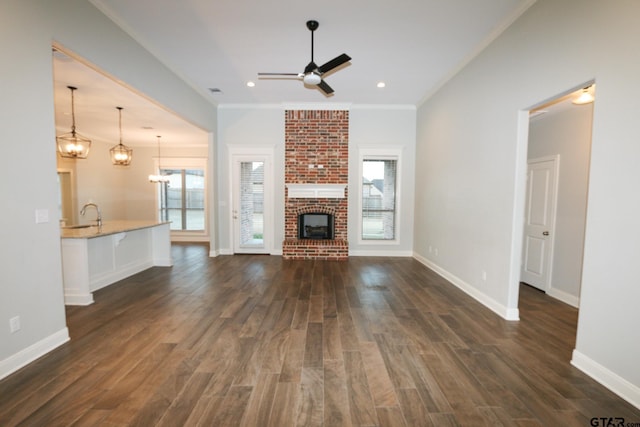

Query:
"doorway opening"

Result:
[[513, 82, 595, 318], [229, 147, 274, 255]]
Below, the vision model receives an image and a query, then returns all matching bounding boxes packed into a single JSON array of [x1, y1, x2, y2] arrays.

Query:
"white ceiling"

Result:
[[54, 0, 538, 146], [53, 50, 209, 148]]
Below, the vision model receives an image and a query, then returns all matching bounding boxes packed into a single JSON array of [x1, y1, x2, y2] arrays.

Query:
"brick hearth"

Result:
[[283, 110, 349, 260]]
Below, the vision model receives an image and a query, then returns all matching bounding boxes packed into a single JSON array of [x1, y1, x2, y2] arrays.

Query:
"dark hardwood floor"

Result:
[[1, 243, 638, 426]]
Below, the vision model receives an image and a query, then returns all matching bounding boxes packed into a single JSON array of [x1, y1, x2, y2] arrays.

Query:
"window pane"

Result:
[[185, 169, 205, 230], [362, 159, 396, 240], [159, 168, 205, 231], [239, 161, 264, 245]]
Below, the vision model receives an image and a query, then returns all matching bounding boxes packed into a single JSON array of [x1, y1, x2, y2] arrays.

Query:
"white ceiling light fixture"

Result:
[[149, 135, 170, 183], [572, 86, 595, 105], [377, 81, 386, 88], [303, 72, 322, 85], [246, 81, 255, 87], [56, 86, 92, 159], [110, 107, 133, 166]]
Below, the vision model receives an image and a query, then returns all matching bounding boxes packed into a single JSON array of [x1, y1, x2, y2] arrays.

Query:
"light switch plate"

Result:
[[35, 208, 49, 224]]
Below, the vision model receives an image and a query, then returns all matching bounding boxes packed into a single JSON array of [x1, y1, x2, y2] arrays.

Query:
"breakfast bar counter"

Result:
[[60, 220, 172, 305]]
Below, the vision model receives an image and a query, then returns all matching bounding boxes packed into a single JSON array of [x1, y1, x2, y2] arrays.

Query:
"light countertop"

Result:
[[60, 220, 170, 239]]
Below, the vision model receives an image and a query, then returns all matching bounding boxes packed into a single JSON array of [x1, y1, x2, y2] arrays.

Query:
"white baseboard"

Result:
[[64, 293, 94, 306], [209, 249, 220, 257], [349, 249, 414, 257], [0, 328, 70, 381], [413, 252, 519, 321], [91, 260, 154, 292], [170, 235, 209, 243], [547, 286, 580, 308], [571, 350, 640, 409], [218, 248, 233, 255]]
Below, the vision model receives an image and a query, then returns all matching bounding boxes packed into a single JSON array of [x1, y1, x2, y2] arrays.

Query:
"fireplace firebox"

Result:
[[298, 213, 334, 239]]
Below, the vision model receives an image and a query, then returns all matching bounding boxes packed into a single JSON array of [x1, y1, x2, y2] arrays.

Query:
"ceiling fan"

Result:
[[258, 20, 351, 95]]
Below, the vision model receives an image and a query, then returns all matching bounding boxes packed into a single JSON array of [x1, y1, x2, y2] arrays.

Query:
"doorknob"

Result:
[[542, 231, 549, 236]]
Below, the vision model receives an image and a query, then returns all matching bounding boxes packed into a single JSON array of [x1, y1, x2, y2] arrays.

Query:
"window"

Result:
[[361, 157, 398, 240], [159, 168, 205, 231]]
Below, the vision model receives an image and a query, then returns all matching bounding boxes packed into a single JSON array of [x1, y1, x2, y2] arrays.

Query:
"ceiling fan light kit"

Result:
[[258, 20, 351, 95], [303, 73, 322, 85]]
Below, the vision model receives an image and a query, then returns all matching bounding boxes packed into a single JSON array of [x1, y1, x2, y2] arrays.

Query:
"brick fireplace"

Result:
[[283, 110, 349, 260]]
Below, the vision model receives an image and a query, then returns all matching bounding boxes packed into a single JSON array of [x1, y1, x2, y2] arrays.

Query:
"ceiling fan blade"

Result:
[[317, 80, 334, 95], [303, 61, 318, 74], [258, 72, 302, 77], [317, 53, 351, 74]]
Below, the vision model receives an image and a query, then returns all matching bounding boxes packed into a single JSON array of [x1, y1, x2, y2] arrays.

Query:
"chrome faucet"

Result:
[[80, 203, 102, 227]]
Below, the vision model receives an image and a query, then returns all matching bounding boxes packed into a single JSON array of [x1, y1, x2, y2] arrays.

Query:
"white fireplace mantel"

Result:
[[286, 183, 346, 199]]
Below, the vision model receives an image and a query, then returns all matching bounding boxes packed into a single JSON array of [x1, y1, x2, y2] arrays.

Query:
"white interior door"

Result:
[[231, 152, 272, 254], [521, 156, 559, 291]]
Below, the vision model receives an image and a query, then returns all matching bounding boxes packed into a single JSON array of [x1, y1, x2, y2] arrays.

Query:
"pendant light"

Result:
[[110, 106, 133, 165], [149, 135, 170, 183], [56, 86, 92, 159]]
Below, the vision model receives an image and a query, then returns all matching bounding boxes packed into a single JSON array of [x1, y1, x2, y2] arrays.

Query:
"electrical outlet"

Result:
[[9, 316, 20, 333], [482, 271, 487, 281]]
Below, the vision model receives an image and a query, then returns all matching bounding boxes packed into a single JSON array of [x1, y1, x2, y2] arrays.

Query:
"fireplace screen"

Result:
[[298, 213, 333, 239]]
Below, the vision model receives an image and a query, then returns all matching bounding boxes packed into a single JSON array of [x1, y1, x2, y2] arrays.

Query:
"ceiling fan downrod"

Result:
[[307, 20, 319, 64]]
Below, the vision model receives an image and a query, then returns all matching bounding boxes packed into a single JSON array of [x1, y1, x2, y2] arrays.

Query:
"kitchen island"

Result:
[[60, 220, 172, 305]]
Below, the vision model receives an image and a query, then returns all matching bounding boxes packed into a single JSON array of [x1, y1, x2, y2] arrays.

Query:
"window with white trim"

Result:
[[159, 168, 205, 231], [359, 149, 401, 242], [153, 157, 207, 234]]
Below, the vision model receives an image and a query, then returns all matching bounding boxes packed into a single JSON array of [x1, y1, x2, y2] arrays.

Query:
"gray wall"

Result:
[[415, 0, 640, 405], [528, 105, 593, 306], [216, 105, 416, 256], [0, 0, 217, 379]]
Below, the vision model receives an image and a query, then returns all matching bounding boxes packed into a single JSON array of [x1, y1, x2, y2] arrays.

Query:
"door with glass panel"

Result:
[[231, 155, 272, 254]]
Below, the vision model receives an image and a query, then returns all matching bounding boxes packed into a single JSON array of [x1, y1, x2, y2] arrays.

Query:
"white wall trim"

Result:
[[547, 286, 580, 308], [413, 252, 520, 321], [356, 147, 404, 246], [209, 249, 220, 257], [171, 235, 210, 243], [571, 350, 640, 409], [0, 328, 70, 381], [227, 145, 275, 255], [64, 293, 94, 306], [286, 184, 346, 199], [90, 260, 155, 292], [350, 250, 413, 257]]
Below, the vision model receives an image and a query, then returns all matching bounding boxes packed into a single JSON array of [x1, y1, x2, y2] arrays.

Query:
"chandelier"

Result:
[[110, 107, 133, 165], [56, 86, 91, 159], [149, 135, 170, 183]]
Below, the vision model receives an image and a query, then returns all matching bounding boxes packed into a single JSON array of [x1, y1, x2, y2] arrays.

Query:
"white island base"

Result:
[[61, 221, 172, 305]]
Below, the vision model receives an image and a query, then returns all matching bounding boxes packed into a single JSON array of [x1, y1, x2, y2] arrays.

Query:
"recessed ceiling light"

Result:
[[377, 82, 386, 88], [247, 81, 255, 87], [208, 88, 223, 94]]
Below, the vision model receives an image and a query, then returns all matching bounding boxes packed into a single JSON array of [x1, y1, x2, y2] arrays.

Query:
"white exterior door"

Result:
[[230, 149, 273, 254], [521, 156, 559, 291]]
